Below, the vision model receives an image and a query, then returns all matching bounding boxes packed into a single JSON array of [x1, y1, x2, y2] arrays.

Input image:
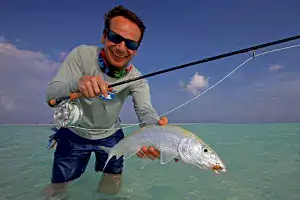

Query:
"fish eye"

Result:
[[203, 148, 208, 153]]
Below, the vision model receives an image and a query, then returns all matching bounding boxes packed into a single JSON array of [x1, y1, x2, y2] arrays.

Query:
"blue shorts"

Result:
[[51, 128, 124, 183]]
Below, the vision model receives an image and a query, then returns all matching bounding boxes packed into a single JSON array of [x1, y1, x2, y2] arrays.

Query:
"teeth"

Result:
[[112, 52, 125, 58]]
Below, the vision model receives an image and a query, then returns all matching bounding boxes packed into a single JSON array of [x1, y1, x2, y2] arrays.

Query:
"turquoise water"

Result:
[[0, 123, 300, 200]]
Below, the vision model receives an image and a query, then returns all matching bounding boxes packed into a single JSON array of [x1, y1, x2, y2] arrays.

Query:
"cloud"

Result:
[[0, 38, 61, 123], [0, 42, 60, 72], [59, 51, 68, 61], [171, 70, 300, 123], [180, 72, 209, 95], [268, 64, 282, 72], [0, 36, 298, 124], [0, 95, 16, 111], [0, 36, 7, 42]]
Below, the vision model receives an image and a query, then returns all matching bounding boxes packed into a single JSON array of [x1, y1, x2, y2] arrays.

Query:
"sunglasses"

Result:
[[106, 29, 140, 51]]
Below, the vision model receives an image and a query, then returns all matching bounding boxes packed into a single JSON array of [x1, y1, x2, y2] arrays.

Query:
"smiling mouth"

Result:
[[111, 51, 126, 59]]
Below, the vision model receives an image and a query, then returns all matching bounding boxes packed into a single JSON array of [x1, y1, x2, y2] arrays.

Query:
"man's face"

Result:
[[101, 16, 141, 68]]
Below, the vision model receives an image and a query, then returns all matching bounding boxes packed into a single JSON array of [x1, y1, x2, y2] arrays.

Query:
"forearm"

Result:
[[45, 46, 83, 104], [46, 77, 81, 102], [134, 104, 160, 127], [130, 76, 160, 127]]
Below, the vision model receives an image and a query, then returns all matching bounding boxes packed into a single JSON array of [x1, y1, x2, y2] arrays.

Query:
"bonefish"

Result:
[[98, 124, 227, 175]]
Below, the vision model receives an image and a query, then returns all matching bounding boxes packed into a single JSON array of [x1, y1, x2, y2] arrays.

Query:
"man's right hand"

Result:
[[78, 75, 111, 98]]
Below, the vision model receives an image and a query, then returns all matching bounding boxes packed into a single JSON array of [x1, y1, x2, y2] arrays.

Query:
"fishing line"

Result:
[[121, 43, 300, 129], [49, 34, 300, 106], [68, 43, 300, 132]]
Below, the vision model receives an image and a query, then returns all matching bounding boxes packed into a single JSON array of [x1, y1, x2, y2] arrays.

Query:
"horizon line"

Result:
[[0, 121, 299, 127]]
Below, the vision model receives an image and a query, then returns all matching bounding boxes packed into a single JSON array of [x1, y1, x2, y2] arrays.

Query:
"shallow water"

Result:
[[0, 123, 299, 200]]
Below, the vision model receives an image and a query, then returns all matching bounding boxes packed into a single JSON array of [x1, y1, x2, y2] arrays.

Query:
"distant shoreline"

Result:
[[0, 123, 200, 126], [0, 124, 53, 126], [0, 122, 299, 127]]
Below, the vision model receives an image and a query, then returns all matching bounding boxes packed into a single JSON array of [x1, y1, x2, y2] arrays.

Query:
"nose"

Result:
[[116, 41, 127, 52]]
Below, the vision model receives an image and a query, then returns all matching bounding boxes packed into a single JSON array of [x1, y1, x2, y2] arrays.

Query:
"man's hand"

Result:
[[136, 116, 168, 160], [78, 75, 112, 98]]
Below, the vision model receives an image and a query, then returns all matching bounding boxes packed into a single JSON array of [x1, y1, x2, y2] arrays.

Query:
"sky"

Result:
[[0, 0, 300, 124]]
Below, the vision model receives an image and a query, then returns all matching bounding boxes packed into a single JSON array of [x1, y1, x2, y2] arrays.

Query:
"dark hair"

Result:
[[103, 5, 146, 43]]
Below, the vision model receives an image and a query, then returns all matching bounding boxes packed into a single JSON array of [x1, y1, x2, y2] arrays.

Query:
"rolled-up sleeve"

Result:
[[46, 46, 83, 104], [129, 76, 160, 127]]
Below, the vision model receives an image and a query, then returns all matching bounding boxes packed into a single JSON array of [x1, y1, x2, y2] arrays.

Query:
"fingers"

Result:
[[136, 151, 145, 158], [86, 81, 96, 97], [91, 77, 101, 96], [137, 150, 155, 160], [78, 76, 110, 98], [95, 76, 108, 97], [99, 83, 108, 97], [79, 80, 90, 98], [142, 146, 155, 160], [136, 146, 160, 160], [158, 116, 168, 126], [149, 147, 160, 158], [136, 145, 179, 163]]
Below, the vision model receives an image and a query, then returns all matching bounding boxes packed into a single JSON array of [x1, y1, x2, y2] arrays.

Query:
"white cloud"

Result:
[[0, 38, 62, 123], [0, 42, 60, 72], [0, 95, 16, 111], [0, 36, 7, 42], [269, 64, 282, 72], [181, 72, 209, 95], [59, 51, 68, 61]]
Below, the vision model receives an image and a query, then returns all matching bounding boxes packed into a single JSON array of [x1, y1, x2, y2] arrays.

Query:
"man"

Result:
[[44, 5, 168, 197]]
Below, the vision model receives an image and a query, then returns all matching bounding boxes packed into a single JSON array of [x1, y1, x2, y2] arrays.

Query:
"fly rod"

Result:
[[49, 34, 300, 106]]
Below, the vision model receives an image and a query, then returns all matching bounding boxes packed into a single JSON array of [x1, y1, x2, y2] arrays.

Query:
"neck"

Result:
[[98, 49, 132, 78]]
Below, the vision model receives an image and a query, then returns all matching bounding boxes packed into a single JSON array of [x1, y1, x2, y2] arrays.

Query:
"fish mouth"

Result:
[[212, 165, 227, 175]]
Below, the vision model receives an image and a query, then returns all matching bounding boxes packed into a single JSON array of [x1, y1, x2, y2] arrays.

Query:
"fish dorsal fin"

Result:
[[160, 147, 179, 164]]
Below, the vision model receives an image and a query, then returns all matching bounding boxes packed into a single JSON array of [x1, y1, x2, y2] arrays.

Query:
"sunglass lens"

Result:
[[126, 41, 139, 50], [107, 31, 121, 43], [107, 30, 139, 50]]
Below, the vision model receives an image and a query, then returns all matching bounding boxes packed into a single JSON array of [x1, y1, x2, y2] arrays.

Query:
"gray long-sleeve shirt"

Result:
[[46, 45, 159, 140]]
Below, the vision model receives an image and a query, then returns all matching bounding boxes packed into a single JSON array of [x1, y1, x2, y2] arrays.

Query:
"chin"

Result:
[[111, 60, 127, 68], [110, 57, 130, 68], [107, 52, 128, 68]]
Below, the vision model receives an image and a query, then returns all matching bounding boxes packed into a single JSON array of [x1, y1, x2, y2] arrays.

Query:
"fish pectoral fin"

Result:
[[160, 148, 179, 164]]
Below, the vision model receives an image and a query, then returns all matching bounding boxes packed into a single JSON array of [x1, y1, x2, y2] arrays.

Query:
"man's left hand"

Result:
[[136, 116, 168, 160]]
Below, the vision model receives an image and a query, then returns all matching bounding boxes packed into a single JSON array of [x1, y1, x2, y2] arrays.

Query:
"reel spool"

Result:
[[52, 99, 83, 128]]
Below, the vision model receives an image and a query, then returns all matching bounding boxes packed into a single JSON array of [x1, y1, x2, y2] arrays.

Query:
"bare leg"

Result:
[[98, 173, 122, 195], [42, 182, 69, 199]]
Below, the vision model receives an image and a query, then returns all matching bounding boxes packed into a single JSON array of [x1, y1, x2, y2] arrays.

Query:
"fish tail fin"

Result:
[[98, 145, 111, 154], [102, 155, 112, 171], [98, 145, 113, 171]]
